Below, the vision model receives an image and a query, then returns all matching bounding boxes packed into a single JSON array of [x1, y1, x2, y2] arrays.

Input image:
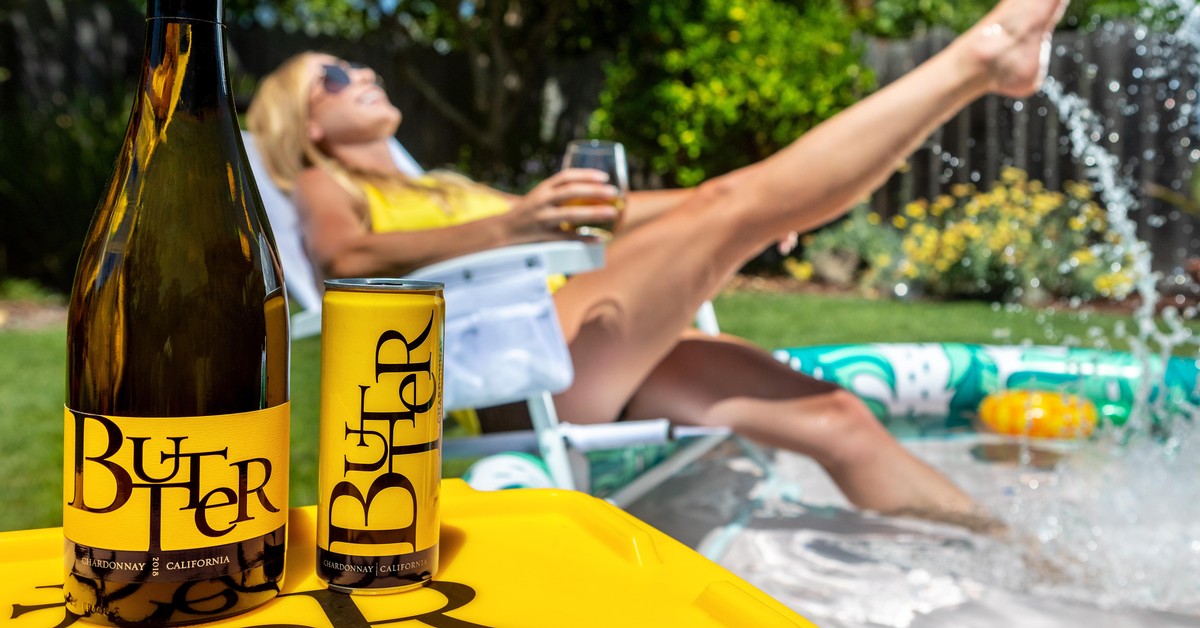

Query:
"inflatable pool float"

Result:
[[773, 343, 1200, 436], [977, 389, 1098, 438]]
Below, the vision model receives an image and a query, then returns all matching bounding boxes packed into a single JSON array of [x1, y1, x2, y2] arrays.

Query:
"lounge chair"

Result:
[[241, 132, 732, 507]]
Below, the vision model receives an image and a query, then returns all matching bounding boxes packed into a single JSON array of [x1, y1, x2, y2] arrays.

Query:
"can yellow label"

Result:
[[62, 403, 290, 582], [317, 281, 444, 591]]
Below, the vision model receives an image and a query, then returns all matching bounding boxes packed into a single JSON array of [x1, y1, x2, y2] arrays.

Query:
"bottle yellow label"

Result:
[[63, 403, 289, 580]]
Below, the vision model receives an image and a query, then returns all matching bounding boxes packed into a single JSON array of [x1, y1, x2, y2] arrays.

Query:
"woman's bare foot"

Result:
[[885, 504, 1010, 536], [962, 0, 1071, 98]]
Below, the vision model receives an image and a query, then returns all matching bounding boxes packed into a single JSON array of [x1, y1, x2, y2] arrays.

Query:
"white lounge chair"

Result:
[[241, 131, 730, 507]]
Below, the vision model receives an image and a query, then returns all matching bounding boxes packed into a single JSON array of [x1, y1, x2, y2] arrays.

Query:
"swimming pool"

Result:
[[626, 432, 1200, 627]]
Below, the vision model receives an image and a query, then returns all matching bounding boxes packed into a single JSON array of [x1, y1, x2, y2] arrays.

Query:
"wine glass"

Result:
[[560, 139, 629, 241]]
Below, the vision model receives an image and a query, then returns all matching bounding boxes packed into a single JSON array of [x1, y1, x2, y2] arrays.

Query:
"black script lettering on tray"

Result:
[[6, 580, 489, 628]]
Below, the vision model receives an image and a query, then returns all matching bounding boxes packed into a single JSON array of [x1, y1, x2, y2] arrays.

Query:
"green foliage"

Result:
[[858, 0, 992, 38], [0, 277, 61, 302], [0, 85, 134, 292], [590, 0, 873, 187], [857, 0, 1153, 38], [0, 0, 141, 292], [798, 169, 1135, 303]]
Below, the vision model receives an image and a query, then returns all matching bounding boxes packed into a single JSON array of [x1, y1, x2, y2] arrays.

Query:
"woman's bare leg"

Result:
[[553, 0, 1068, 422], [619, 335, 980, 518]]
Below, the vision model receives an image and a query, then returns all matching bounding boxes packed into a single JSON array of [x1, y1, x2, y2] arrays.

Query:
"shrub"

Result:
[[590, 0, 873, 187], [890, 168, 1134, 302], [799, 205, 901, 291], [800, 168, 1135, 303]]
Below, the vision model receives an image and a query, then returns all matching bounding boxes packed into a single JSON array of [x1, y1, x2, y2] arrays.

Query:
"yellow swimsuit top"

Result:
[[359, 177, 561, 435], [362, 176, 511, 232], [362, 177, 569, 293]]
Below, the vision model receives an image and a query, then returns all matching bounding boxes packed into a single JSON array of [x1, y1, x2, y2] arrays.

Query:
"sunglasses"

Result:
[[318, 62, 381, 94]]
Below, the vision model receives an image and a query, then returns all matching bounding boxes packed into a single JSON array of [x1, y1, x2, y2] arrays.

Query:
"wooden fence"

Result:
[[5, 6, 1199, 278], [865, 23, 1200, 274]]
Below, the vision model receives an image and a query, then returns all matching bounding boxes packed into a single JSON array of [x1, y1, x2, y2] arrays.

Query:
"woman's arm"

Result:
[[294, 167, 622, 278], [621, 189, 696, 232]]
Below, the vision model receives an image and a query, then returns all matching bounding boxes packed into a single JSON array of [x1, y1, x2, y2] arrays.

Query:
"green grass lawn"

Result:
[[0, 290, 1173, 531]]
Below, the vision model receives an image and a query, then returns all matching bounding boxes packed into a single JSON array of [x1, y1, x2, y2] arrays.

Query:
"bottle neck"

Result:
[[136, 9, 232, 120], [149, 0, 224, 23]]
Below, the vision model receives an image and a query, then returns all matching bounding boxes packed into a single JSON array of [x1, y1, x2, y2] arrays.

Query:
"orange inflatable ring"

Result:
[[977, 390, 1098, 438]]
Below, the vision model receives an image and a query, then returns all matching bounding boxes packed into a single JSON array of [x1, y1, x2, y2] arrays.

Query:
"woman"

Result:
[[247, 0, 1067, 523]]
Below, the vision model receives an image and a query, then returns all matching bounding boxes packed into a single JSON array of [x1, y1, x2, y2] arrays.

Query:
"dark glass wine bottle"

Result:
[[64, 1, 290, 624]]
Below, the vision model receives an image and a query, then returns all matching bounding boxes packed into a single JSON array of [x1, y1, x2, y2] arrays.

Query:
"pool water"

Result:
[[626, 435, 1200, 628]]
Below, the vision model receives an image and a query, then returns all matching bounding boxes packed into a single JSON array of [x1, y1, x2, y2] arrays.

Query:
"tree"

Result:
[[591, 0, 874, 187], [225, 0, 630, 181]]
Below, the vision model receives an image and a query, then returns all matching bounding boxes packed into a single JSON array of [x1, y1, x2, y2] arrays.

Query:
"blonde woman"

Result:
[[247, 0, 1067, 524]]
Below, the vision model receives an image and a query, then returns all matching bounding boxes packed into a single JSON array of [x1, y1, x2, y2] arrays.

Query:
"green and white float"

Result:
[[774, 343, 1200, 436]]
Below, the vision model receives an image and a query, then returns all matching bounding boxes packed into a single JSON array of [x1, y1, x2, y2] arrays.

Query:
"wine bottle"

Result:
[[64, 1, 289, 624]]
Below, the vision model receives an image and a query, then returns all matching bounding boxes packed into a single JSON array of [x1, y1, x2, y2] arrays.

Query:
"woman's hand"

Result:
[[503, 168, 620, 243]]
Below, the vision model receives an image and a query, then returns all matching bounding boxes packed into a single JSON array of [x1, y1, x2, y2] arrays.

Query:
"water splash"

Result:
[[985, 3, 1200, 613]]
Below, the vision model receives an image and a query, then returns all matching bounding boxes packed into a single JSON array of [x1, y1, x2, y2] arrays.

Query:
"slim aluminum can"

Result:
[[316, 279, 445, 593]]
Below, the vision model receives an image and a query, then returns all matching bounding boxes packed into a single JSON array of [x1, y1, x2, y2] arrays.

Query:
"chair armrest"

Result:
[[406, 241, 604, 283]]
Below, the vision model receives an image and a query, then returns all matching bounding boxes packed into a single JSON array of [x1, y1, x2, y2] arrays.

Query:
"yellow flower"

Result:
[[1066, 181, 1094, 200], [867, 212, 882, 225], [904, 200, 927, 219], [1030, 192, 1061, 217], [872, 253, 893, 269], [951, 183, 975, 198], [783, 258, 814, 282], [1068, 215, 1087, 231], [1071, 248, 1096, 266], [892, 215, 908, 229], [1000, 166, 1028, 185], [1093, 271, 1134, 298]]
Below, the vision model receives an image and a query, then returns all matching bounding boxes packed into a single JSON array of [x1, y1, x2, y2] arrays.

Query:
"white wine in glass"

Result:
[[561, 139, 629, 241]]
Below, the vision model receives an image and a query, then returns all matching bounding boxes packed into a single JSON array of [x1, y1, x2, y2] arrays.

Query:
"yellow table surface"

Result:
[[2, 480, 814, 627]]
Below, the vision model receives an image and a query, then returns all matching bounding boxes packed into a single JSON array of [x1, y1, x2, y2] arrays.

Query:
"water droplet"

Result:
[[1109, 80, 1121, 93]]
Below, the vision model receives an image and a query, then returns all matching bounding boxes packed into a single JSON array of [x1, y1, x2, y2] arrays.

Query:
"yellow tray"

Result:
[[2, 480, 814, 627]]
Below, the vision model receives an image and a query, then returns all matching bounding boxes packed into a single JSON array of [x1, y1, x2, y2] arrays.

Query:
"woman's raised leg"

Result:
[[552, 0, 1068, 422]]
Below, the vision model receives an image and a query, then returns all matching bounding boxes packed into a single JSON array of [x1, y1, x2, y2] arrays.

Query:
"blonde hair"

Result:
[[246, 52, 330, 195], [246, 52, 481, 212]]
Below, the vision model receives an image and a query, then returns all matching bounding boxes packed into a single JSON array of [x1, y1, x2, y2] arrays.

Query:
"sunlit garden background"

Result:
[[4, 0, 1199, 532]]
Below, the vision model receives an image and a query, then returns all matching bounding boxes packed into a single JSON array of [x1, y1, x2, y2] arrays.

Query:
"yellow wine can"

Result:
[[317, 279, 445, 593]]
